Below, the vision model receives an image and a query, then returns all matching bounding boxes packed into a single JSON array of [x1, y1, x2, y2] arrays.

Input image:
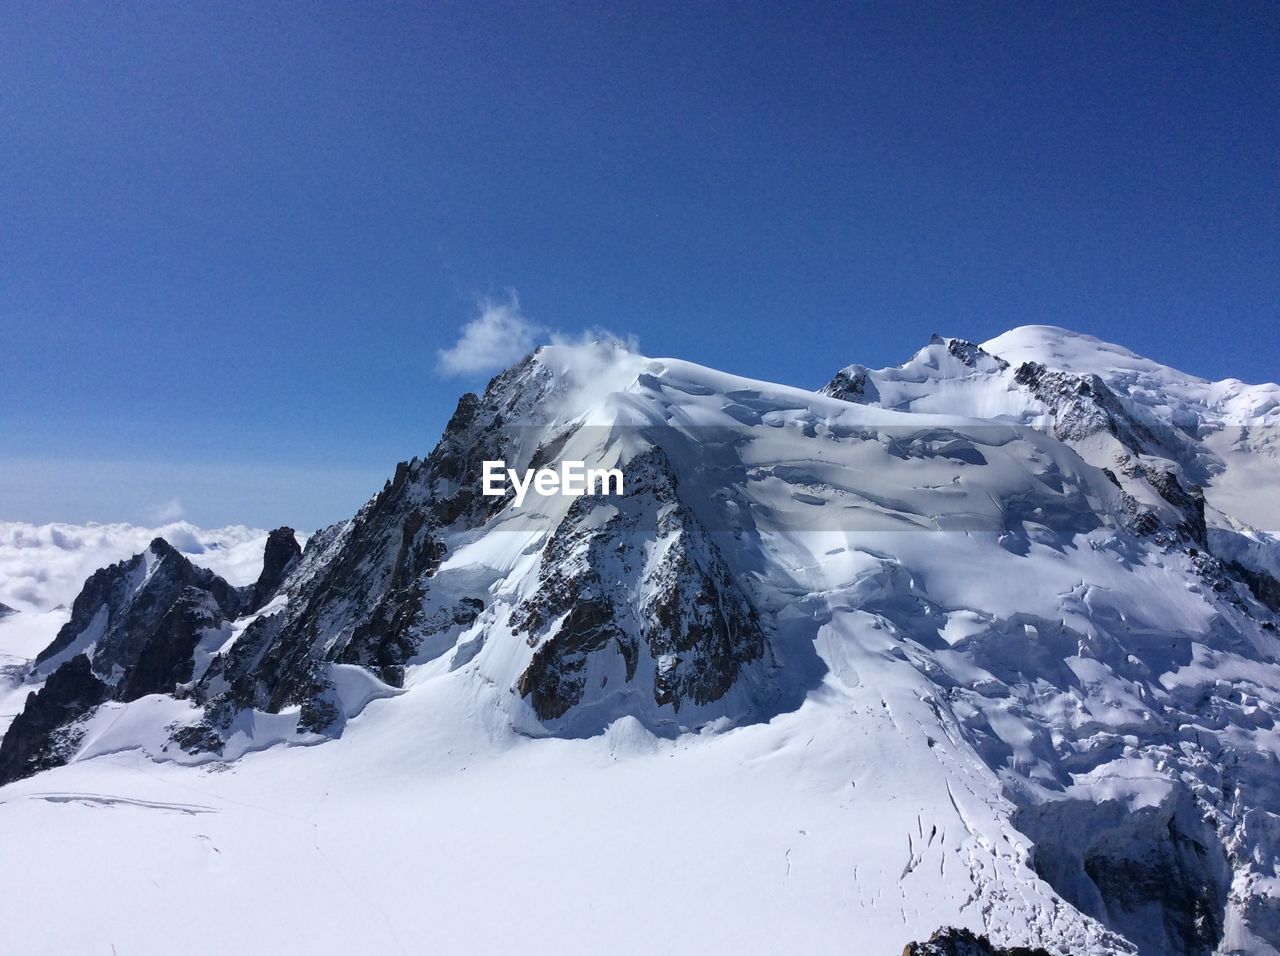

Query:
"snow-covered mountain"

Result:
[[2, 327, 1278, 955], [0, 520, 273, 614]]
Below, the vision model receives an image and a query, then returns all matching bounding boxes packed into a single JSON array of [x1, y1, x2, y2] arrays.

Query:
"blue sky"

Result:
[[2, 2, 1276, 530]]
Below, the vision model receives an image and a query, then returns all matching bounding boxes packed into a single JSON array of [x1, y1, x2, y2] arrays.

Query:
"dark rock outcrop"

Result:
[[901, 927, 1053, 956], [117, 588, 227, 702], [513, 447, 767, 728], [1012, 361, 1160, 451], [0, 655, 107, 785], [1015, 790, 1231, 956], [3, 530, 298, 783], [943, 336, 1009, 370], [823, 366, 874, 403], [180, 355, 552, 746], [1115, 457, 1207, 547], [1229, 560, 1280, 614], [245, 527, 301, 612], [35, 538, 241, 675]]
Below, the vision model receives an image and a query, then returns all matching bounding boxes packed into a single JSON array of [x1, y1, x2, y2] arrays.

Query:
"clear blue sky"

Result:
[[2, 1, 1277, 530]]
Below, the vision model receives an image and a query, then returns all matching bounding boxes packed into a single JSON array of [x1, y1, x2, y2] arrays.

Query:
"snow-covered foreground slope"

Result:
[[2, 328, 1279, 955], [0, 671, 1110, 955]]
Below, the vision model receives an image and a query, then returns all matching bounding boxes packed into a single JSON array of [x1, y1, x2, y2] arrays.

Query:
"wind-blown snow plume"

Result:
[[437, 292, 638, 377]]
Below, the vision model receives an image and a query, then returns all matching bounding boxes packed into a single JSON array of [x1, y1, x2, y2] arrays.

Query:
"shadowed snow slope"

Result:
[[2, 331, 1279, 955]]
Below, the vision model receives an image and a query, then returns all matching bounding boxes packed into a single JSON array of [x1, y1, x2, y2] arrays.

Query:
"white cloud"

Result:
[[145, 498, 185, 523], [0, 521, 283, 613], [550, 326, 640, 353], [436, 294, 542, 376], [436, 294, 640, 377]]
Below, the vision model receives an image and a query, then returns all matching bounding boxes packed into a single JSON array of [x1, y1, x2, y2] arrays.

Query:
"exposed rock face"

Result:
[[175, 357, 554, 745], [34, 538, 241, 674], [1229, 560, 1280, 614], [116, 589, 228, 702], [246, 527, 301, 612], [1016, 791, 1231, 956], [174, 355, 777, 747], [945, 336, 1008, 369], [1, 529, 301, 783], [1114, 454, 1207, 546], [0, 602, 15, 619], [512, 447, 767, 728], [1011, 360, 1157, 449], [902, 927, 1053, 956], [0, 655, 107, 785], [823, 366, 873, 403]]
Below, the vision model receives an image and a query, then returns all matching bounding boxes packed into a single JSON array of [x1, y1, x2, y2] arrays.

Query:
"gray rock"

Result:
[[0, 655, 108, 785]]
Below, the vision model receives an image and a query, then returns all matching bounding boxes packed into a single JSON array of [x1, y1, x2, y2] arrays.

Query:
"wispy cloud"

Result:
[[145, 498, 185, 523], [550, 326, 640, 352], [436, 293, 639, 377], [436, 294, 542, 376]]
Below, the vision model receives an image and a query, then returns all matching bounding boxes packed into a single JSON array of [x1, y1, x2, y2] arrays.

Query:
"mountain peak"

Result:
[[147, 536, 178, 557], [982, 325, 1187, 382], [4, 325, 1280, 954]]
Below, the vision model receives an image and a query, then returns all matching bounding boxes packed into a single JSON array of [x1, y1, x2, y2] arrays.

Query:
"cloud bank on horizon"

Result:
[[0, 522, 275, 614], [436, 293, 638, 377]]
